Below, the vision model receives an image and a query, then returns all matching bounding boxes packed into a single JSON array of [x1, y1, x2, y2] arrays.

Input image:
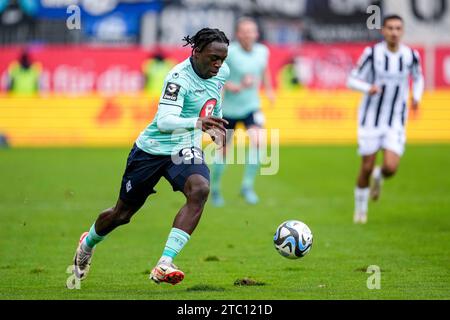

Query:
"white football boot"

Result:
[[353, 210, 368, 224], [150, 262, 184, 285], [72, 232, 94, 281]]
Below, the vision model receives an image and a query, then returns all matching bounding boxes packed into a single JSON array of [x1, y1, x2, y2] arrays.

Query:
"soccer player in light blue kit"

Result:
[[70, 28, 230, 286], [211, 17, 274, 206]]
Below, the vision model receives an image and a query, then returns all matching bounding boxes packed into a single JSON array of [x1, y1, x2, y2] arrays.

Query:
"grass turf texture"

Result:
[[0, 145, 449, 300]]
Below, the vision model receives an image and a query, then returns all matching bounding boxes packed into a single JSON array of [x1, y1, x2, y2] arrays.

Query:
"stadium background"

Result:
[[1, 0, 449, 146]]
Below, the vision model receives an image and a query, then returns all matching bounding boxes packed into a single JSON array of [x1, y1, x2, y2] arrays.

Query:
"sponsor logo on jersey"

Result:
[[200, 98, 217, 117], [163, 82, 180, 101], [195, 88, 206, 94]]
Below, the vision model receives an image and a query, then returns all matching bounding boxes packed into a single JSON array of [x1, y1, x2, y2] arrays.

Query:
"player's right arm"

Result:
[[156, 75, 227, 136], [156, 77, 198, 132], [347, 46, 379, 95]]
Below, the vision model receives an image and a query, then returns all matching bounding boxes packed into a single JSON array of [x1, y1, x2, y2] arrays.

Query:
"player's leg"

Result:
[[172, 174, 210, 233], [211, 118, 236, 207], [382, 149, 401, 177], [70, 144, 162, 282], [354, 134, 381, 223], [371, 130, 405, 200], [151, 172, 210, 285], [241, 111, 265, 204], [355, 153, 377, 223], [72, 199, 142, 281]]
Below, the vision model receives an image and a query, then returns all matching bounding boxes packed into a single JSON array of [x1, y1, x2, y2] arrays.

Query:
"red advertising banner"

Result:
[[435, 46, 450, 89], [0, 44, 429, 93], [0, 46, 190, 94]]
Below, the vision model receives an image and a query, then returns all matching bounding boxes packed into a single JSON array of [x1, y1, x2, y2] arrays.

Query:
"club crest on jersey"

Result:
[[200, 98, 217, 117], [163, 82, 180, 101]]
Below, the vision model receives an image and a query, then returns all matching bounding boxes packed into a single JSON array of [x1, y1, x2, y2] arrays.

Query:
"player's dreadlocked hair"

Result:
[[182, 28, 229, 53]]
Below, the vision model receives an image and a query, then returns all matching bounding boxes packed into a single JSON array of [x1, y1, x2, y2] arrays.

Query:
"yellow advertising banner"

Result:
[[0, 90, 449, 146]]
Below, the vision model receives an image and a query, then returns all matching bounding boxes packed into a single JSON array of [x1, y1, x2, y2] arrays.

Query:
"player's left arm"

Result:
[[262, 66, 275, 105], [261, 46, 275, 105], [411, 49, 425, 110]]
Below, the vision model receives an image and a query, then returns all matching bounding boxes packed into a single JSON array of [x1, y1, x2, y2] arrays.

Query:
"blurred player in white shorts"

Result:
[[347, 14, 424, 224]]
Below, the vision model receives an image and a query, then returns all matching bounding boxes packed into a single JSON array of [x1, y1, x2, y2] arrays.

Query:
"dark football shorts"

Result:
[[223, 110, 265, 144], [119, 144, 210, 207], [223, 110, 265, 130]]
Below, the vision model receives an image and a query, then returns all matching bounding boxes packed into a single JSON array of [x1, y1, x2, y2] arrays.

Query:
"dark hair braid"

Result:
[[182, 28, 229, 53]]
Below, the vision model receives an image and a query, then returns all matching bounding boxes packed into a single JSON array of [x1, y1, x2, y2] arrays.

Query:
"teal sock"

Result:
[[211, 162, 226, 193], [242, 146, 260, 189], [160, 228, 191, 263], [82, 223, 105, 251]]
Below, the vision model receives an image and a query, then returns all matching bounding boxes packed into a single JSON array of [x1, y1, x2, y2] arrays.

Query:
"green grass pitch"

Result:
[[0, 145, 449, 299]]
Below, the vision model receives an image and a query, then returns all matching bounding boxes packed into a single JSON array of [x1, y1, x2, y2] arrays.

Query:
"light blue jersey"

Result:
[[136, 57, 229, 155], [222, 42, 269, 119]]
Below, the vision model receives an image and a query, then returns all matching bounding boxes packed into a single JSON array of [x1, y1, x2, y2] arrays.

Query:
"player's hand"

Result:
[[225, 82, 241, 93], [197, 117, 228, 149], [206, 127, 226, 149], [410, 98, 420, 120], [266, 91, 276, 107], [368, 85, 380, 96], [196, 116, 228, 135], [241, 75, 255, 88]]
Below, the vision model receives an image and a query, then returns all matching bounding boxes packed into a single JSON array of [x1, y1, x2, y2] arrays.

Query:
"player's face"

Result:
[[194, 41, 228, 78], [382, 19, 404, 46], [236, 20, 259, 49]]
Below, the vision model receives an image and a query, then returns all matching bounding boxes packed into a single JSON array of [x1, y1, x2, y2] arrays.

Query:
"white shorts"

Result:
[[357, 128, 406, 156]]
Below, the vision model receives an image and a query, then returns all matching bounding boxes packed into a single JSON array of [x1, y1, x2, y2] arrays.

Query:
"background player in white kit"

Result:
[[347, 14, 424, 224]]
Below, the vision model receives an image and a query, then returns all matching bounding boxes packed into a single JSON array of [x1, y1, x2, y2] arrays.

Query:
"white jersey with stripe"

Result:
[[347, 41, 424, 136]]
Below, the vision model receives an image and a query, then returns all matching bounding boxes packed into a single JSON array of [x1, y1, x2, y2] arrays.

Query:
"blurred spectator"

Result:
[[0, 134, 8, 148], [7, 50, 41, 95], [142, 50, 175, 94], [278, 58, 302, 91]]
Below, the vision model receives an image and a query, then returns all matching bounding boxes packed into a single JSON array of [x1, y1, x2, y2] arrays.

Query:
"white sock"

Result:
[[373, 166, 383, 181], [158, 256, 173, 265], [354, 187, 370, 214]]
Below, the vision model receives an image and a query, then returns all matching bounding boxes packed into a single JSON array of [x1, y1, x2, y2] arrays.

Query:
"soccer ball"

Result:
[[273, 220, 313, 259]]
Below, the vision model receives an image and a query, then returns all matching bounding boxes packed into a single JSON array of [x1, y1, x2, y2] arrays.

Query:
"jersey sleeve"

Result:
[[158, 72, 189, 108], [411, 49, 424, 102], [156, 72, 198, 132], [347, 46, 374, 93]]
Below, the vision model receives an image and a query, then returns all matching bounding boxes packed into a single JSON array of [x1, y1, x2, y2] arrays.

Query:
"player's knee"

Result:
[[362, 162, 375, 176], [188, 182, 210, 204], [382, 164, 398, 177], [112, 207, 134, 226]]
